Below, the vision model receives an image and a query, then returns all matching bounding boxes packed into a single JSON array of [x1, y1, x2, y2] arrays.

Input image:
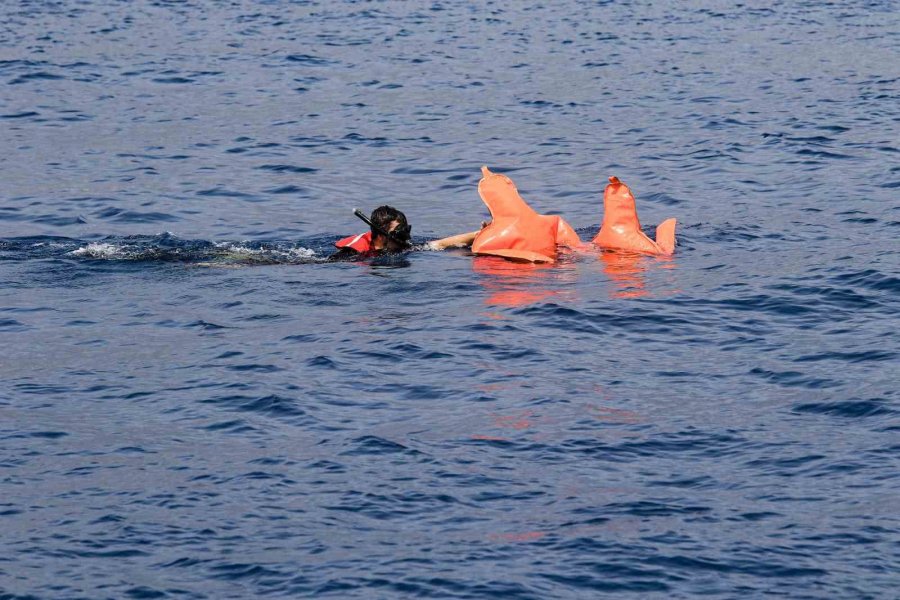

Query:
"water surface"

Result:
[[2, 1, 899, 598]]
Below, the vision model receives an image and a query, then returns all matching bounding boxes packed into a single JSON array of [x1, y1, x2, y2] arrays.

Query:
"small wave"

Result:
[[1, 111, 39, 119], [793, 398, 893, 418], [255, 164, 318, 174], [0, 318, 29, 331], [51, 235, 326, 264], [212, 242, 320, 262], [9, 71, 65, 84], [70, 242, 125, 258], [285, 54, 334, 66]]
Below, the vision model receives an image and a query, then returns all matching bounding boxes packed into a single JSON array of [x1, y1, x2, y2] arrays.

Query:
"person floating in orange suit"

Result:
[[459, 167, 677, 261]]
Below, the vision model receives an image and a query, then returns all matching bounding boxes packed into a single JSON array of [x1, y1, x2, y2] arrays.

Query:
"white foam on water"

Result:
[[68, 241, 321, 262], [214, 242, 319, 261], [70, 242, 126, 258], [31, 241, 71, 250], [212, 242, 264, 256], [280, 247, 319, 260]]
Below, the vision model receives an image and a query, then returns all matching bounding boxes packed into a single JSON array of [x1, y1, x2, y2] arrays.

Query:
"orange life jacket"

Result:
[[334, 231, 372, 253]]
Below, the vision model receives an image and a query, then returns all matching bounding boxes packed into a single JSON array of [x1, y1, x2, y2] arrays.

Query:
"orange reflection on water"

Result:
[[467, 403, 644, 445], [470, 409, 540, 442], [588, 405, 642, 424], [473, 255, 576, 308], [597, 249, 677, 299], [598, 250, 648, 298], [470, 434, 510, 442], [487, 531, 547, 543], [493, 410, 534, 430]]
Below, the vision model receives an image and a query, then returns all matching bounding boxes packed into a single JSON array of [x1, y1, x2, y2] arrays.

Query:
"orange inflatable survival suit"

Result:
[[471, 166, 581, 263], [592, 176, 676, 255]]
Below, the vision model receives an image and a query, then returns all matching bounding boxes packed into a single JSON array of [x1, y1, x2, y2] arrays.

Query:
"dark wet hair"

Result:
[[370, 205, 411, 243]]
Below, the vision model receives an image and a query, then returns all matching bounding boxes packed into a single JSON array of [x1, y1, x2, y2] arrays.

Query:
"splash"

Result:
[[212, 242, 320, 263], [0, 234, 330, 265], [70, 242, 128, 258]]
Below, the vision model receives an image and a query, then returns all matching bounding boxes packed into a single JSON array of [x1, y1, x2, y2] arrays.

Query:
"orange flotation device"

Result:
[[335, 231, 372, 253], [592, 176, 676, 255], [471, 166, 581, 263]]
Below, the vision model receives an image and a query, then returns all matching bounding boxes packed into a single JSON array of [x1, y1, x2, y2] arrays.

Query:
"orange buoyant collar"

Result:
[[472, 166, 581, 263], [592, 176, 676, 255]]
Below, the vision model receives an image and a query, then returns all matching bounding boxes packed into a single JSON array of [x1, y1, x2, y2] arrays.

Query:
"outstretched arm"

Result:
[[427, 230, 480, 250]]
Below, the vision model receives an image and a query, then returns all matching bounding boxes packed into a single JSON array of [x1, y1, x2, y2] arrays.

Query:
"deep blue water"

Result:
[[2, 1, 899, 598]]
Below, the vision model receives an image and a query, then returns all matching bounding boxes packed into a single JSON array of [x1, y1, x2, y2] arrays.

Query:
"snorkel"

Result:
[[353, 208, 412, 250]]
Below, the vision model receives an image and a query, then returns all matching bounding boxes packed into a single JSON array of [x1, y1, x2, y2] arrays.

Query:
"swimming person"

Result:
[[331, 205, 412, 259], [330, 205, 481, 260]]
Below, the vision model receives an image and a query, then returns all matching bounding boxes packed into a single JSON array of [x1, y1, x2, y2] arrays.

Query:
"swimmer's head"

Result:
[[370, 205, 411, 252]]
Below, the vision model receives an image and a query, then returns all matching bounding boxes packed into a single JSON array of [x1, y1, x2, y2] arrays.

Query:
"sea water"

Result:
[[1, 1, 898, 598]]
